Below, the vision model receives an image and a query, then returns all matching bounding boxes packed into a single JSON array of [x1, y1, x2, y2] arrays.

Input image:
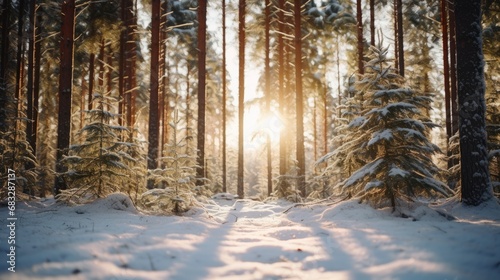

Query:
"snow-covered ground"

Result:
[[1, 193, 500, 279]]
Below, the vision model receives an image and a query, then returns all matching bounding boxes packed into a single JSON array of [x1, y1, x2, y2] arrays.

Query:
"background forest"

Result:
[[1, 0, 499, 212]]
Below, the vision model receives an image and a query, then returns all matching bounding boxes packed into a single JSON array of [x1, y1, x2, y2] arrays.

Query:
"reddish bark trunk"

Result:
[[55, 0, 76, 193]]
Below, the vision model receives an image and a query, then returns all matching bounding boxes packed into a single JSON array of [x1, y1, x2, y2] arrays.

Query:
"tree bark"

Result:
[[448, 0, 458, 136], [455, 0, 493, 205], [197, 0, 207, 187], [0, 0, 11, 133], [265, 0, 272, 196], [88, 53, 95, 110], [294, 0, 306, 196], [396, 0, 404, 76], [278, 0, 287, 176], [147, 0, 161, 188], [222, 0, 227, 193], [55, 0, 76, 194], [237, 0, 246, 199], [441, 0, 452, 152], [356, 0, 364, 74], [26, 0, 37, 160], [369, 0, 375, 46]]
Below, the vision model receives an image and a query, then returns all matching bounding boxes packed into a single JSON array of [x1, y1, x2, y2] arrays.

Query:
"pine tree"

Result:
[[326, 41, 451, 210], [57, 93, 139, 204], [142, 111, 202, 215]]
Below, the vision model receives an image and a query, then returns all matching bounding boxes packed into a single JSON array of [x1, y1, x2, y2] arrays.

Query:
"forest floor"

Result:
[[1, 193, 500, 279]]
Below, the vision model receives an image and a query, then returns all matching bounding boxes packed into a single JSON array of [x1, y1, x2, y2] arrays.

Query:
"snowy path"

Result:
[[1, 194, 500, 279]]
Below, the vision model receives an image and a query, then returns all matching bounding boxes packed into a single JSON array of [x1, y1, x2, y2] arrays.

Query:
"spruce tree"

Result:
[[57, 93, 139, 204], [327, 41, 452, 210], [141, 111, 201, 214]]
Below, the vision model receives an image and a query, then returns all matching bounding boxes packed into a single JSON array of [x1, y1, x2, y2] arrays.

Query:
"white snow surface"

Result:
[[2, 193, 500, 280]]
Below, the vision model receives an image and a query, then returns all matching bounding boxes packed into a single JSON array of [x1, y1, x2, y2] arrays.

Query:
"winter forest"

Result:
[[1, 0, 500, 279]]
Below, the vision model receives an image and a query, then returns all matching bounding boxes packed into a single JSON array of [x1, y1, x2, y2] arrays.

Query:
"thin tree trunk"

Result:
[[147, 0, 161, 188], [369, 0, 375, 46], [118, 0, 126, 128], [55, 0, 76, 194], [80, 66, 88, 130], [0, 0, 11, 133], [237, 0, 246, 199], [357, 0, 364, 74], [441, 0, 452, 152], [448, 0, 458, 136], [222, 0, 228, 193], [278, 0, 287, 176], [393, 0, 398, 71], [294, 0, 306, 196], [265, 0, 272, 196], [88, 53, 95, 110], [197, 0, 207, 187], [26, 0, 37, 160], [0, 0, 11, 132], [455, 0, 493, 205], [396, 0, 404, 76], [126, 0, 137, 138]]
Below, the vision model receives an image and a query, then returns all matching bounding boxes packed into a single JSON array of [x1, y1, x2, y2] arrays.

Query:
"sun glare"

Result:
[[245, 107, 284, 146]]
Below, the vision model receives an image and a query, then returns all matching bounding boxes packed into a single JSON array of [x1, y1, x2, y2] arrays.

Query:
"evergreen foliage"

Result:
[[323, 41, 452, 210], [141, 111, 203, 215], [57, 94, 141, 204]]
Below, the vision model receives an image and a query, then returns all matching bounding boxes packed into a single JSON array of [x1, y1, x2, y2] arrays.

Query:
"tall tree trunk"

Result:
[[455, 0, 493, 205], [396, 0, 404, 76], [265, 0, 272, 196], [147, 0, 161, 188], [369, 0, 375, 46], [294, 0, 306, 196], [0, 0, 11, 133], [88, 53, 95, 110], [356, 0, 364, 74], [448, 0, 458, 136], [55, 0, 76, 194], [118, 0, 126, 128], [222, 0, 228, 193], [125, 0, 136, 139], [441, 0, 452, 155], [26, 0, 37, 161], [278, 0, 287, 176], [237, 0, 246, 199], [197, 0, 207, 187]]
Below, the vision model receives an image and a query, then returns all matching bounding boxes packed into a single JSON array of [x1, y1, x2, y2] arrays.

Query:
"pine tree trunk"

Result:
[[88, 53, 95, 110], [278, 0, 287, 176], [441, 0, 452, 163], [197, 0, 207, 187], [396, 0, 404, 77], [455, 0, 493, 205], [147, 0, 161, 188], [369, 0, 375, 46], [0, 0, 11, 133], [356, 0, 364, 74], [295, 0, 306, 197], [222, 0, 228, 193], [237, 0, 246, 199], [55, 0, 76, 194], [26, 0, 37, 162], [448, 1, 458, 136], [265, 0, 272, 196], [118, 0, 127, 128]]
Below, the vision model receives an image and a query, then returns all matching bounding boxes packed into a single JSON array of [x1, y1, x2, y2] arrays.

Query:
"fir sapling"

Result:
[[325, 40, 453, 210], [140, 111, 201, 214], [57, 93, 138, 204]]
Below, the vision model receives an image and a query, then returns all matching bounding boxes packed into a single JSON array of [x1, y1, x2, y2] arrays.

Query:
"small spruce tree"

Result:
[[57, 93, 139, 204], [328, 41, 452, 210], [141, 111, 201, 214]]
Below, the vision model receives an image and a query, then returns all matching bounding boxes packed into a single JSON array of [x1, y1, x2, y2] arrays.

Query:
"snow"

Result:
[[1, 193, 500, 279]]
